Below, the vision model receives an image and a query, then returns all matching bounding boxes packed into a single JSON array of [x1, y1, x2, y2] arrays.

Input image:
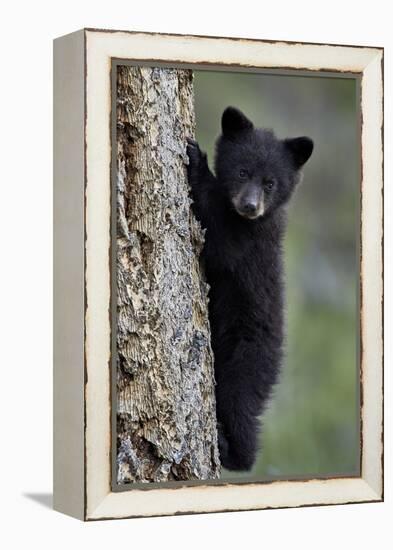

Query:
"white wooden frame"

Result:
[[53, 28, 383, 521]]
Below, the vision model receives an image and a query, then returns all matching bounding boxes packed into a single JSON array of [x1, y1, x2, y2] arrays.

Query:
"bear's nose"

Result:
[[242, 202, 258, 215]]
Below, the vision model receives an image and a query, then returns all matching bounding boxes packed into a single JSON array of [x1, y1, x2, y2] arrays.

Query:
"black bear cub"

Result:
[[187, 107, 313, 471]]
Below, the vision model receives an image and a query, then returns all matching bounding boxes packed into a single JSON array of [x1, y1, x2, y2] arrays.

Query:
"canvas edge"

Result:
[[359, 48, 384, 499], [53, 29, 86, 520], [85, 478, 381, 521]]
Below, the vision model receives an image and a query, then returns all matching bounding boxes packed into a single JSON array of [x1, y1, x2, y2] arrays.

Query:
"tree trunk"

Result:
[[116, 65, 220, 484]]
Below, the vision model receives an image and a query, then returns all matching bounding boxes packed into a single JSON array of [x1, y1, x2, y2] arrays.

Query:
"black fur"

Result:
[[187, 107, 313, 471]]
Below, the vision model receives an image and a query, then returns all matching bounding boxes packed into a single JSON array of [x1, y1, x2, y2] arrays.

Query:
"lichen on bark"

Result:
[[116, 65, 220, 483]]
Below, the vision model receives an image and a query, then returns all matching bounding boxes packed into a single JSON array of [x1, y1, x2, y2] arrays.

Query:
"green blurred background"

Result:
[[194, 70, 360, 480]]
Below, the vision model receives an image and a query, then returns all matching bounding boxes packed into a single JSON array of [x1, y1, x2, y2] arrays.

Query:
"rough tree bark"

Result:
[[116, 65, 220, 483]]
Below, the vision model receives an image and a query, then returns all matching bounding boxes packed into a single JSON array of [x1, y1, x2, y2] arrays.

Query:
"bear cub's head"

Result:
[[214, 107, 314, 220]]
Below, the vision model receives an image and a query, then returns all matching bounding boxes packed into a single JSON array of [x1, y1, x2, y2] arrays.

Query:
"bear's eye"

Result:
[[239, 169, 248, 179], [264, 178, 276, 191]]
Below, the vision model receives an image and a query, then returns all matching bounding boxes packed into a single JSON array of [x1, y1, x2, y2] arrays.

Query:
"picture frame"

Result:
[[53, 28, 383, 521]]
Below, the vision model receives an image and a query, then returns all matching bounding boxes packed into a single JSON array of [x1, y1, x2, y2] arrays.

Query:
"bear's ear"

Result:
[[284, 137, 314, 168], [222, 107, 253, 138]]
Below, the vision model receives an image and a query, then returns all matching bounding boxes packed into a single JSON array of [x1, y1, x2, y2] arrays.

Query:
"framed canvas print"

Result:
[[53, 28, 384, 520]]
